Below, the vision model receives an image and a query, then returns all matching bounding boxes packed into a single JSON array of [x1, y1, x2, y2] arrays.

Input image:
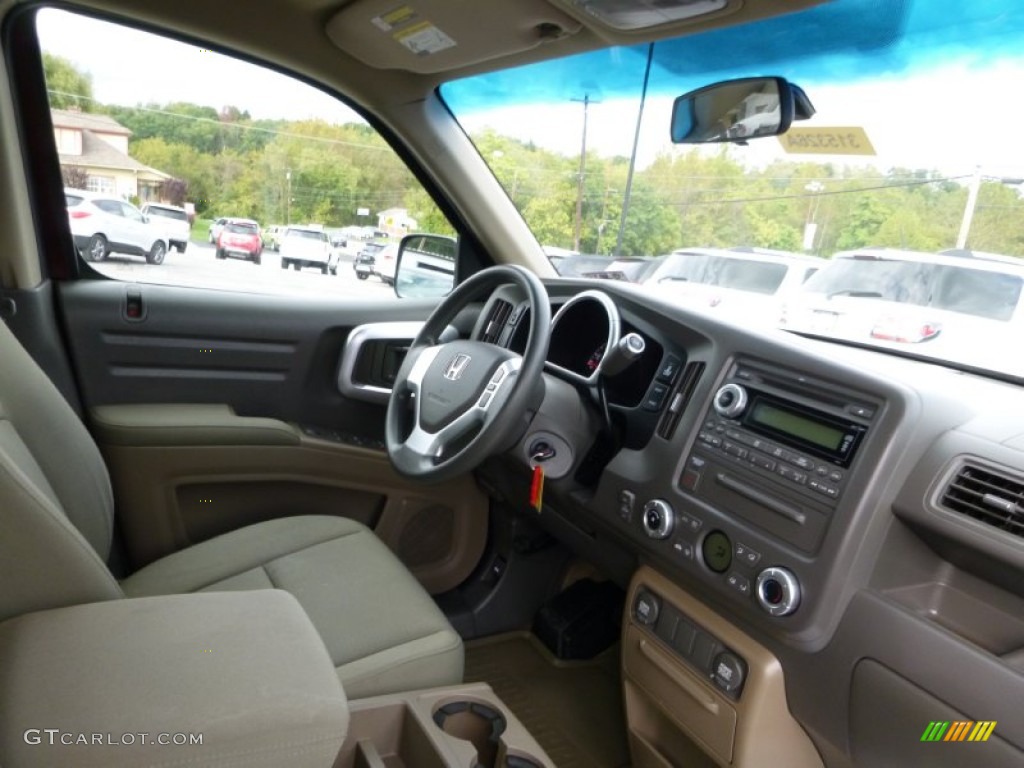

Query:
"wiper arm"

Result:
[[827, 289, 884, 299], [658, 276, 689, 283]]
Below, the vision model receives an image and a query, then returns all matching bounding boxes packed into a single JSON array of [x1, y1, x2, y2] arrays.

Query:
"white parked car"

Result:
[[65, 188, 170, 264], [139, 202, 191, 253], [279, 225, 334, 273], [644, 246, 821, 323], [780, 248, 1024, 374]]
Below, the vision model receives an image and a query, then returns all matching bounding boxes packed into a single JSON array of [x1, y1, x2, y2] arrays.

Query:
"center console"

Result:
[[622, 567, 823, 768]]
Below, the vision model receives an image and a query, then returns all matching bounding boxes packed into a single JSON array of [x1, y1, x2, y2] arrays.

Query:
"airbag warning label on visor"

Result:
[[778, 127, 876, 155], [395, 21, 456, 56], [372, 6, 418, 32]]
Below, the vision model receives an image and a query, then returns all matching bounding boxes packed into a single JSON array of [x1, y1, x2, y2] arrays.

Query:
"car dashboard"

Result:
[[469, 276, 1024, 767]]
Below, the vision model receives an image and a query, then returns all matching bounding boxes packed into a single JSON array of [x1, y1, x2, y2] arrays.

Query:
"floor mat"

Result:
[[463, 631, 630, 768]]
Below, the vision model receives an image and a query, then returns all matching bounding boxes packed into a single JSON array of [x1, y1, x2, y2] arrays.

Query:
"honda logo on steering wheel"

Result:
[[444, 353, 472, 380]]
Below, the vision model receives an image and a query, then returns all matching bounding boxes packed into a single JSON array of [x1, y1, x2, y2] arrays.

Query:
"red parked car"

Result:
[[215, 218, 262, 265]]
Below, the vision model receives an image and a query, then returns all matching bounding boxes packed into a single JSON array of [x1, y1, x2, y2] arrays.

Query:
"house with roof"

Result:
[[51, 108, 169, 201]]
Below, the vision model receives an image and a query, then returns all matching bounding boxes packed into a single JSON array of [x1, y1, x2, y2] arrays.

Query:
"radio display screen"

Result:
[[749, 401, 845, 452]]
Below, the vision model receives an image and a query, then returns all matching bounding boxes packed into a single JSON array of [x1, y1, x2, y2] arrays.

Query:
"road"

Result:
[[92, 240, 395, 300]]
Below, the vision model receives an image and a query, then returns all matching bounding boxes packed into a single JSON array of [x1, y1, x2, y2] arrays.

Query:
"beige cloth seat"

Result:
[[0, 317, 462, 699]]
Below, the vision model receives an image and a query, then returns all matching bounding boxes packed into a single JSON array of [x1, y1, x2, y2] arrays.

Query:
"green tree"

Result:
[[42, 53, 94, 111]]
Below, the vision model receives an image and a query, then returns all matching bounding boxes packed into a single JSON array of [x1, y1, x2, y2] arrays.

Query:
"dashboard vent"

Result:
[[658, 360, 705, 440], [481, 299, 513, 344], [940, 463, 1024, 539]]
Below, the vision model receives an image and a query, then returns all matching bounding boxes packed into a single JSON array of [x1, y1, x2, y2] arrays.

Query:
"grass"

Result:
[[191, 218, 212, 243]]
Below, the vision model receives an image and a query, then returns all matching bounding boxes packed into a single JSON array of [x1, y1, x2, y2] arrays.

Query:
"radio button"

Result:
[[735, 542, 762, 567], [679, 512, 704, 533], [778, 466, 808, 485], [829, 470, 844, 483], [749, 454, 776, 471], [709, 436, 723, 447], [724, 442, 748, 459], [815, 465, 829, 477], [809, 479, 839, 498], [791, 455, 816, 471]]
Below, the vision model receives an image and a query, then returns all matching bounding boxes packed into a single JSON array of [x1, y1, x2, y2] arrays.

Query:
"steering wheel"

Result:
[[386, 265, 551, 483]]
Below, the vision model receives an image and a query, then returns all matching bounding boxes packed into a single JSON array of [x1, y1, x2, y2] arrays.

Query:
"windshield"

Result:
[[440, 0, 1024, 378], [150, 207, 188, 221], [225, 223, 257, 234]]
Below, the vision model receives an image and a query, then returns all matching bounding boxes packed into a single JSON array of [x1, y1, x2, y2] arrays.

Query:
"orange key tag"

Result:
[[529, 464, 545, 513]]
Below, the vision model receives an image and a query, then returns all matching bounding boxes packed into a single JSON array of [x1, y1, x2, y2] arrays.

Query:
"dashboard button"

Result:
[[726, 571, 751, 596], [777, 465, 808, 485], [657, 355, 682, 383], [680, 468, 701, 492], [829, 470, 844, 483], [735, 543, 762, 568], [672, 541, 695, 560], [724, 442, 748, 459], [709, 436, 723, 447], [633, 590, 660, 626], [643, 383, 669, 411], [749, 454, 776, 471], [618, 490, 636, 521], [809, 479, 839, 498], [673, 619, 697, 656], [815, 465, 829, 476], [791, 455, 816, 471], [712, 651, 747, 696], [679, 512, 703, 533]]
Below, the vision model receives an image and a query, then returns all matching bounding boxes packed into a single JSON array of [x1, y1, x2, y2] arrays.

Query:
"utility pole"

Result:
[[285, 170, 292, 225], [572, 94, 597, 252], [956, 166, 981, 250]]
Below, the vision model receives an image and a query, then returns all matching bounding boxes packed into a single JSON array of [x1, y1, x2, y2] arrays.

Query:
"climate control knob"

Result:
[[755, 567, 801, 616], [713, 383, 748, 418], [641, 499, 675, 539]]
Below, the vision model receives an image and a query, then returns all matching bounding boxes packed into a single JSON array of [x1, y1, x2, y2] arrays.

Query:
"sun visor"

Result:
[[325, 0, 583, 73]]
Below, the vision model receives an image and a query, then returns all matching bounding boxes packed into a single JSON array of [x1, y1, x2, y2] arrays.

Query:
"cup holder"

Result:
[[433, 700, 507, 768]]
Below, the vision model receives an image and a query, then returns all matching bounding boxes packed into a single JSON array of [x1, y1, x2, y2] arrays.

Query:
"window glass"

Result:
[[37, 8, 454, 299]]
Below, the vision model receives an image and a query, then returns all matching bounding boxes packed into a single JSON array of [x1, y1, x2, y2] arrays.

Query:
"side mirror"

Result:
[[394, 234, 457, 299], [670, 76, 815, 144]]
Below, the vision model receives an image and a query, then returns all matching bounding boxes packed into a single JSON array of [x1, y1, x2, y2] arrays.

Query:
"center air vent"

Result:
[[940, 463, 1024, 539], [481, 299, 514, 344]]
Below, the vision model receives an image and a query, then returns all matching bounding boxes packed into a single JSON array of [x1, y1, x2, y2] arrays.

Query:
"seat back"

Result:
[[0, 317, 122, 622]]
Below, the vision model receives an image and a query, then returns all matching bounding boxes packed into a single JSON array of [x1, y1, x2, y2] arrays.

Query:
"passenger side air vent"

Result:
[[940, 463, 1024, 539], [481, 299, 514, 344], [658, 361, 705, 440]]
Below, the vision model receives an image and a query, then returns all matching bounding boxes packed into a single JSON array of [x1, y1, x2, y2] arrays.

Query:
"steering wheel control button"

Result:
[[756, 567, 801, 616], [702, 530, 733, 573], [633, 589, 660, 626], [641, 499, 675, 539], [712, 651, 747, 697], [713, 383, 748, 418]]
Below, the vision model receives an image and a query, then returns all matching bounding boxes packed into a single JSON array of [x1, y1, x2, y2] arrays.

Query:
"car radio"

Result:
[[682, 361, 878, 553]]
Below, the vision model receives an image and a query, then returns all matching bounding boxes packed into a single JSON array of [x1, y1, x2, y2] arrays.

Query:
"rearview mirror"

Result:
[[394, 234, 457, 299], [670, 76, 814, 144]]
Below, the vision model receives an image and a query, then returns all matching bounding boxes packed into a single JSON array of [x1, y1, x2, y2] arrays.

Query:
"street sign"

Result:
[[779, 127, 875, 155]]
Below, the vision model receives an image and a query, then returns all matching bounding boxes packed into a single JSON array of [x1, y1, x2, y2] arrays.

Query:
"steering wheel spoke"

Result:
[[385, 266, 550, 483]]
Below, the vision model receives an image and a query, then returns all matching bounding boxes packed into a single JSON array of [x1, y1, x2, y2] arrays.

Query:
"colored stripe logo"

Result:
[[921, 721, 997, 742]]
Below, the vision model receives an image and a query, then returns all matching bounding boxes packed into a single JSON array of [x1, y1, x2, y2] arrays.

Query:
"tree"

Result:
[[42, 53, 94, 111], [61, 165, 89, 190], [159, 178, 189, 207]]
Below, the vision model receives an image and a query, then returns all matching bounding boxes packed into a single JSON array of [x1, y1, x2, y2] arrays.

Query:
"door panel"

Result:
[[58, 279, 488, 594]]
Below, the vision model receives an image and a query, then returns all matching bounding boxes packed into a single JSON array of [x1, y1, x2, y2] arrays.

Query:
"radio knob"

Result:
[[641, 499, 675, 540], [713, 383, 748, 418], [755, 567, 801, 616]]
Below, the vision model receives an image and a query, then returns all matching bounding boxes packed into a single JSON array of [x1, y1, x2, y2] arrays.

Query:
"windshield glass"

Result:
[[440, 0, 1024, 378], [151, 208, 188, 221], [225, 223, 257, 234]]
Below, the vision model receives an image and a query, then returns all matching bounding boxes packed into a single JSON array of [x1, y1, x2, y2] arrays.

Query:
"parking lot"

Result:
[[91, 239, 396, 300]]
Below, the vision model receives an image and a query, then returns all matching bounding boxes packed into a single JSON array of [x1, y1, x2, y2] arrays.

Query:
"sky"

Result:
[[35, 5, 1024, 183]]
